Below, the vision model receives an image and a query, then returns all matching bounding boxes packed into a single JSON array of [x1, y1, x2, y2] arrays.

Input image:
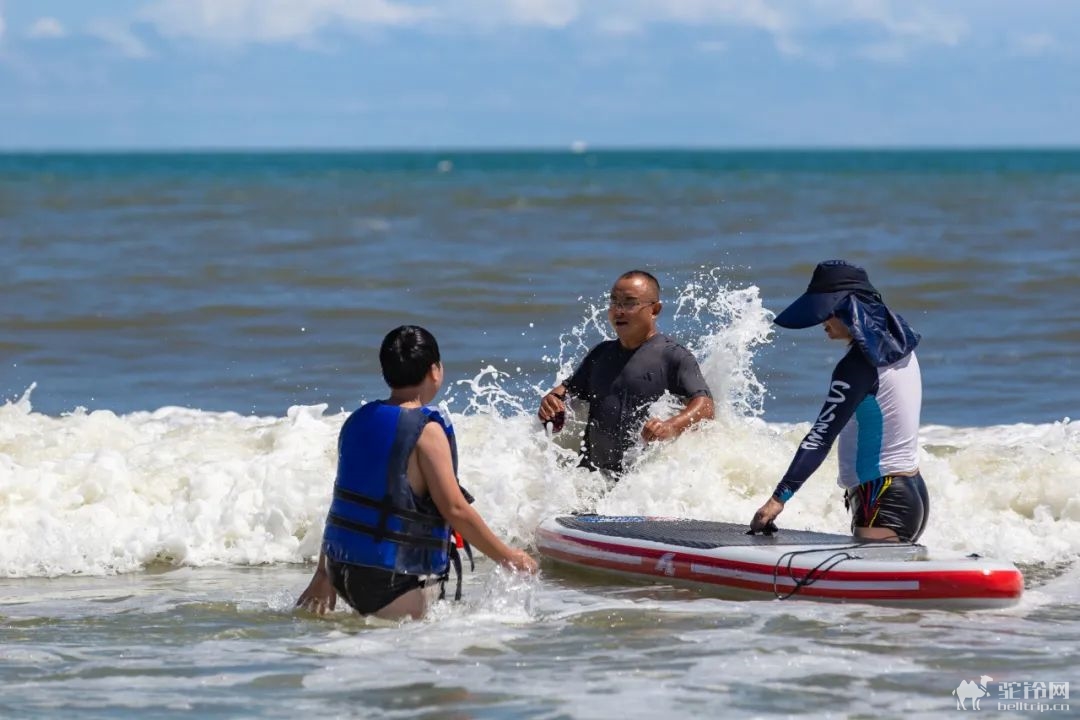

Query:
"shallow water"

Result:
[[1, 150, 1078, 717], [2, 564, 1077, 719]]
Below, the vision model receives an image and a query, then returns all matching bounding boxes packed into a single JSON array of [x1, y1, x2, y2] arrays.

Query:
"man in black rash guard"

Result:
[[537, 270, 715, 476]]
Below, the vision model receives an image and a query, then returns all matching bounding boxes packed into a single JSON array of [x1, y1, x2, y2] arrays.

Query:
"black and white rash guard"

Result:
[[773, 347, 922, 502]]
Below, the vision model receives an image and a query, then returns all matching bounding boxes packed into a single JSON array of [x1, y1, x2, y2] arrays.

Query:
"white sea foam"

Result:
[[1, 277, 1077, 578], [0, 392, 338, 577]]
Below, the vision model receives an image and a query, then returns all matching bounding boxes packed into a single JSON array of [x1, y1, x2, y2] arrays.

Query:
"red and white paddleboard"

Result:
[[536, 515, 1024, 609]]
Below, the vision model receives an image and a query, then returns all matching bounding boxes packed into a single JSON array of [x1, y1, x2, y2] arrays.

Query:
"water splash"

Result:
[[669, 268, 774, 421], [2, 277, 1078, 577]]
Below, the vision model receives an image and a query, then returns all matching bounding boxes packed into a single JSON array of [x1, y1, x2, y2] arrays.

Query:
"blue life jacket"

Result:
[[322, 401, 460, 576]]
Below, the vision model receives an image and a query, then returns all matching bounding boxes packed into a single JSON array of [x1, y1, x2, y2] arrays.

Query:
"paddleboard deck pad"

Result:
[[536, 515, 1024, 609]]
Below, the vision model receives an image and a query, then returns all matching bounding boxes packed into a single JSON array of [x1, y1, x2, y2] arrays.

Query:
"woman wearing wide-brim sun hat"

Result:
[[750, 260, 928, 543]]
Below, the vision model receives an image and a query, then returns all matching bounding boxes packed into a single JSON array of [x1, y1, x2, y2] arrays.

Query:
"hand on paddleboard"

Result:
[[750, 497, 785, 534]]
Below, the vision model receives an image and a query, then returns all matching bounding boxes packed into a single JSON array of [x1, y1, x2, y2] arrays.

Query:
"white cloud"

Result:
[[1010, 32, 1055, 57], [595, 1, 963, 58], [663, 0, 790, 35], [506, 0, 579, 28], [126, 0, 967, 60], [582, 1, 964, 58], [28, 17, 67, 40], [141, 0, 432, 45], [595, 16, 641, 37], [0, 8, 6, 43], [810, 0, 965, 45], [88, 20, 152, 59]]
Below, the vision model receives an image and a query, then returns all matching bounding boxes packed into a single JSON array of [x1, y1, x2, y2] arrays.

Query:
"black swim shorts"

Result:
[[326, 559, 425, 615], [844, 473, 929, 543]]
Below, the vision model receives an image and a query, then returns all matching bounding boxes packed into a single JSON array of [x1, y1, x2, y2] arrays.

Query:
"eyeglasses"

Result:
[[608, 298, 658, 312]]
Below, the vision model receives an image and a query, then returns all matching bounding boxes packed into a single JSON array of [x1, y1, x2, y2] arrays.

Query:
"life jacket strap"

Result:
[[325, 512, 447, 550], [332, 487, 447, 531], [460, 535, 475, 572], [436, 531, 476, 602]]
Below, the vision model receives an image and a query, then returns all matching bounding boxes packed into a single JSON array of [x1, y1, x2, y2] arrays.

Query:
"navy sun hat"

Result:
[[774, 260, 880, 329]]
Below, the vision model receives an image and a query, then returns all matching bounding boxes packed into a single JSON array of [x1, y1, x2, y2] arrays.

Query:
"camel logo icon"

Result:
[[953, 676, 994, 710]]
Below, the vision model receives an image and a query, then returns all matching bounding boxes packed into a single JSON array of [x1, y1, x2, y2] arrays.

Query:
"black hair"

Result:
[[618, 269, 661, 299], [379, 325, 441, 389]]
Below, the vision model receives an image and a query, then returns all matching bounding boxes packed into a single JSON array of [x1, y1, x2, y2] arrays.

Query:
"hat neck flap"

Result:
[[835, 293, 920, 367]]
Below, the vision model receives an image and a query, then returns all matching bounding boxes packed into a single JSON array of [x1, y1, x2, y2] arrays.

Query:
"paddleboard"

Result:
[[536, 515, 1024, 609]]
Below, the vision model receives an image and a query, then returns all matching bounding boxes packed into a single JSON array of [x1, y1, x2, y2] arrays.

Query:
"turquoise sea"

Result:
[[1, 150, 1078, 718]]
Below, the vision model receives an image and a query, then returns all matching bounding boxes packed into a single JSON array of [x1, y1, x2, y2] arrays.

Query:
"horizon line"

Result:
[[2, 144, 1080, 155]]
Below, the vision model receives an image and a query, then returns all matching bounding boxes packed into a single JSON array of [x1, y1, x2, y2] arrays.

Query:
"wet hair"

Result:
[[618, 270, 661, 300], [379, 325, 441, 388]]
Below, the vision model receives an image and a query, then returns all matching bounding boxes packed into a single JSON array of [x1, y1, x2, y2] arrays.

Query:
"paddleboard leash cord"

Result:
[[772, 545, 865, 600]]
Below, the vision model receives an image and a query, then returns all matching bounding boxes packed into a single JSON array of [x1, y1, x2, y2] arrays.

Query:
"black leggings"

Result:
[[326, 559, 424, 615], [845, 473, 929, 543]]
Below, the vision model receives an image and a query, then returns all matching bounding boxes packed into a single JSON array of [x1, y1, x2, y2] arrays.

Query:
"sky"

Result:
[[0, 0, 1078, 149]]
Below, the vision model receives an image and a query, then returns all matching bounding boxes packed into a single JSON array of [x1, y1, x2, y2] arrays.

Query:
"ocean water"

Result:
[[1, 150, 1078, 718]]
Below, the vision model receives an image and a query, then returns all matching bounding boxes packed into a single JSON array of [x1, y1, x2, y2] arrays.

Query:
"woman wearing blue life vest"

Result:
[[750, 261, 929, 543], [296, 325, 537, 620]]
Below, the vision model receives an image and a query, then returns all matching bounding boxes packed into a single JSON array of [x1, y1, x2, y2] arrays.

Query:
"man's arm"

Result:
[[642, 395, 714, 442], [416, 423, 537, 572], [538, 345, 601, 423], [642, 345, 715, 442]]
